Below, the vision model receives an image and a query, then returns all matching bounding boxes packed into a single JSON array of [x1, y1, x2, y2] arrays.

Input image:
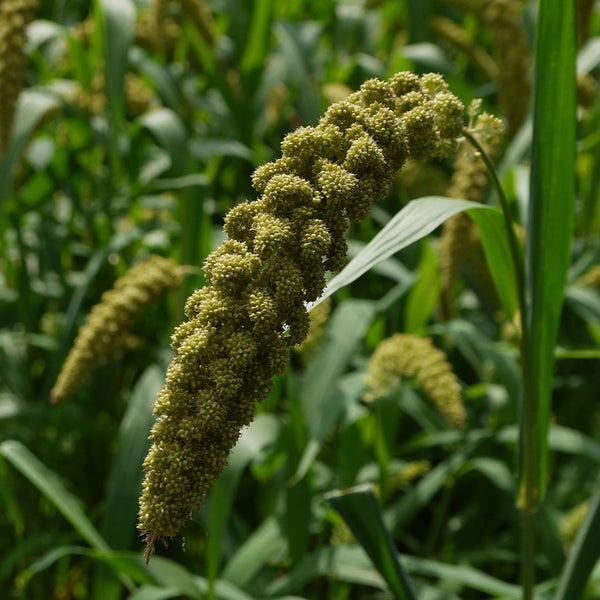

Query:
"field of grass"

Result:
[[1, 0, 600, 598]]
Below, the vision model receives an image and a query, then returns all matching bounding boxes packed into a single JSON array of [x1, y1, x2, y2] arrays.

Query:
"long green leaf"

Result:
[[404, 240, 440, 333], [469, 208, 520, 319], [326, 484, 418, 600], [97, 0, 135, 183], [221, 517, 285, 588], [291, 300, 377, 484], [554, 470, 600, 599], [264, 543, 521, 598], [91, 365, 165, 600], [206, 415, 281, 586], [240, 0, 276, 76], [102, 365, 164, 550], [312, 197, 496, 309], [0, 441, 108, 551], [385, 436, 483, 535], [523, 0, 576, 502], [0, 90, 60, 204]]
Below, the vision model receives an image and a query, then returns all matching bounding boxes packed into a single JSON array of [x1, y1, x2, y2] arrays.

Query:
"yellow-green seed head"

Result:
[[51, 256, 184, 403], [138, 72, 466, 557], [364, 333, 466, 428], [439, 106, 504, 318], [0, 0, 38, 154]]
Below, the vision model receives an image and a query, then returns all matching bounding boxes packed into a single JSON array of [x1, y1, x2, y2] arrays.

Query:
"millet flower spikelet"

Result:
[[0, 0, 38, 154], [138, 72, 465, 556], [51, 256, 184, 403], [364, 333, 466, 428]]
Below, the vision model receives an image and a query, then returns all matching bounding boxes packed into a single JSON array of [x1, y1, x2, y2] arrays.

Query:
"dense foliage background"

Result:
[[1, 0, 600, 598]]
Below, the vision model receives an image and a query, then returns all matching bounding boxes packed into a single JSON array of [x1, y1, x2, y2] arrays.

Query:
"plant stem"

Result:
[[463, 128, 536, 600]]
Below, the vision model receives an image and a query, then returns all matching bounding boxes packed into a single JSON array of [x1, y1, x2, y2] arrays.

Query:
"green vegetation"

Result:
[[1, 1, 600, 599]]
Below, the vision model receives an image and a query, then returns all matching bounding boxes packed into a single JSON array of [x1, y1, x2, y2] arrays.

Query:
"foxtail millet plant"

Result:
[[0, 0, 38, 154], [138, 72, 466, 557], [51, 256, 185, 403], [363, 333, 466, 428]]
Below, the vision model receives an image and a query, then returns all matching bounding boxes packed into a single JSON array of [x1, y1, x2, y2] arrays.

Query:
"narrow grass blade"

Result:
[[311, 197, 495, 309], [240, 0, 275, 77], [326, 484, 418, 600], [275, 22, 320, 124], [0, 441, 109, 551], [468, 208, 520, 319], [101, 365, 164, 551], [291, 300, 377, 484], [91, 365, 164, 600], [97, 0, 135, 183], [139, 109, 189, 177], [385, 436, 483, 535], [0, 90, 60, 204], [90, 367, 164, 600], [206, 415, 281, 585], [565, 286, 600, 326], [404, 240, 440, 333], [407, 0, 431, 43], [264, 543, 520, 598], [221, 517, 285, 588], [555, 470, 600, 600], [523, 0, 576, 502], [129, 587, 183, 600]]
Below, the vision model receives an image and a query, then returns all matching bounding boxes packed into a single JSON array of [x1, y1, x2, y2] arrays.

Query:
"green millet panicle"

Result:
[[364, 333, 466, 428], [138, 72, 465, 557], [560, 500, 589, 547], [0, 0, 37, 154], [294, 297, 331, 360], [439, 105, 503, 319], [51, 256, 184, 403], [576, 264, 600, 289]]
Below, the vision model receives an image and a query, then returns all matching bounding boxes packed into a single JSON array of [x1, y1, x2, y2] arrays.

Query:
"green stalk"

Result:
[[462, 126, 534, 599]]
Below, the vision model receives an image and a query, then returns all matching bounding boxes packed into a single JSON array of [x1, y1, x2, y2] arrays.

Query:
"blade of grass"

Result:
[[0, 90, 60, 205], [554, 470, 600, 600], [90, 365, 165, 600], [407, 0, 431, 43], [311, 196, 497, 310], [206, 415, 281, 591], [520, 2, 576, 597], [524, 0, 576, 502], [139, 108, 209, 300], [221, 517, 285, 588], [96, 0, 135, 185], [326, 484, 418, 600], [385, 436, 484, 536], [468, 208, 521, 319], [240, 0, 275, 78], [404, 240, 440, 334], [291, 300, 377, 484], [264, 543, 521, 598], [0, 441, 109, 551]]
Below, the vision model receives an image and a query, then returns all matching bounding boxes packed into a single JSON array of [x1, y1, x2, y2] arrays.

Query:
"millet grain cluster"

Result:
[[138, 72, 466, 557]]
